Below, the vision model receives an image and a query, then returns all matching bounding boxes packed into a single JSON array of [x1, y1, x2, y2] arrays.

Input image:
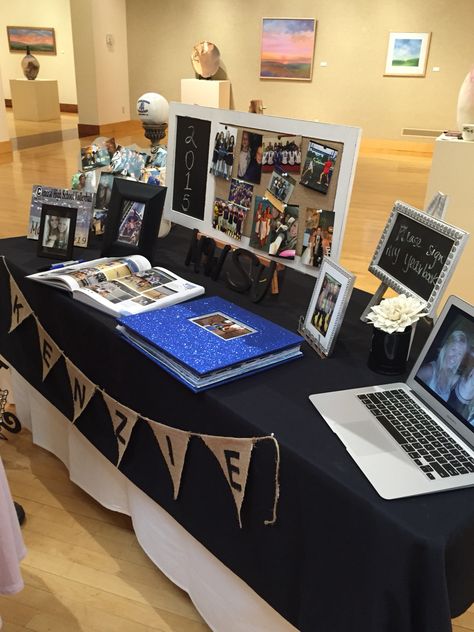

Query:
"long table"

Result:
[[1, 227, 473, 632]]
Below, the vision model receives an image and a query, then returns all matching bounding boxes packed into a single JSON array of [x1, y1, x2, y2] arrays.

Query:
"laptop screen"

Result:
[[414, 303, 474, 432]]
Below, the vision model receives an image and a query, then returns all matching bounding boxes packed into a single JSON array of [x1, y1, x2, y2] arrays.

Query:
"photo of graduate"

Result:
[[237, 131, 263, 185], [300, 141, 338, 194], [311, 273, 342, 335], [301, 209, 335, 268]]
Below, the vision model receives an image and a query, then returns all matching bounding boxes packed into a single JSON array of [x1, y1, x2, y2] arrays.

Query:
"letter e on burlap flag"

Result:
[[201, 436, 255, 528], [65, 358, 96, 422], [102, 392, 139, 466], [148, 421, 191, 500], [36, 321, 62, 381], [8, 274, 33, 333]]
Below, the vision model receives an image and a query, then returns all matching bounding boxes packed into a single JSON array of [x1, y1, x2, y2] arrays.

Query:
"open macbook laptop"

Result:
[[309, 295, 474, 499]]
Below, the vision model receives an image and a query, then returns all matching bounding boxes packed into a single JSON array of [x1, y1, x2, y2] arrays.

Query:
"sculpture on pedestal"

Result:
[[21, 46, 40, 80], [191, 41, 220, 79], [457, 66, 474, 130]]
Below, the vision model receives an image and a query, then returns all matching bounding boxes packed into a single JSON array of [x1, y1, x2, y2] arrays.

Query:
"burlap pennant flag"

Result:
[[65, 358, 96, 422], [201, 435, 255, 528], [8, 273, 33, 333], [35, 320, 62, 381], [102, 392, 139, 466], [148, 421, 191, 500]]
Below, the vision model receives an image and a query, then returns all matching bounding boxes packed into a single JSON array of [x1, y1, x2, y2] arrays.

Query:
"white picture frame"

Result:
[[301, 258, 355, 357], [384, 32, 431, 77]]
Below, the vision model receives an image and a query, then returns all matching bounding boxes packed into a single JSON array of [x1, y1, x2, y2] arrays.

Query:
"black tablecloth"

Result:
[[1, 227, 473, 632]]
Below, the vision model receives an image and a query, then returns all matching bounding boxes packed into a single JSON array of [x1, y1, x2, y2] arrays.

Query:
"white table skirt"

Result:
[[9, 367, 297, 632]]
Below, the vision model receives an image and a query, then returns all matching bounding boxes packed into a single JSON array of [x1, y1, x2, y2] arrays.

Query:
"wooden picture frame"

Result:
[[368, 201, 468, 316], [260, 18, 316, 81], [301, 258, 355, 357], [101, 179, 166, 264], [7, 26, 56, 54], [384, 32, 431, 77], [37, 204, 77, 260]]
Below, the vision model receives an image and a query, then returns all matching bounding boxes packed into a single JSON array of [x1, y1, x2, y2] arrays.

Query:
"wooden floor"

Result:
[[0, 113, 472, 631]]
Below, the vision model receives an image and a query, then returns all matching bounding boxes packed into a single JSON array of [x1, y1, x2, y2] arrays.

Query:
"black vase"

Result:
[[21, 46, 40, 80], [368, 326, 412, 375]]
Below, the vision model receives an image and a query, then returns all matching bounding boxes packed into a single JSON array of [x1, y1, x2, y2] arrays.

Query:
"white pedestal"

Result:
[[424, 136, 474, 306], [181, 79, 230, 109], [10, 79, 60, 121]]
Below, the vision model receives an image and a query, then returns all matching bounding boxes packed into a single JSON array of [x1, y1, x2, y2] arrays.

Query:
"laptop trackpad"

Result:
[[336, 420, 398, 457]]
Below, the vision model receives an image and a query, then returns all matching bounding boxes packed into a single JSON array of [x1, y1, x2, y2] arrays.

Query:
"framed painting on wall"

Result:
[[260, 18, 316, 81], [6, 26, 56, 54], [384, 32, 431, 77]]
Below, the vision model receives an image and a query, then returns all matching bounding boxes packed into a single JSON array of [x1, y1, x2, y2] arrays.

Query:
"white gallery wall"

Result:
[[0, 0, 77, 104], [126, 0, 474, 139]]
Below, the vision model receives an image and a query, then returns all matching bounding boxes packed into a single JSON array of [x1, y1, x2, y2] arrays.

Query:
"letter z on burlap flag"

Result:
[[65, 358, 96, 422], [102, 392, 139, 466], [8, 274, 33, 333], [36, 321, 62, 381], [201, 435, 255, 528], [147, 421, 191, 500]]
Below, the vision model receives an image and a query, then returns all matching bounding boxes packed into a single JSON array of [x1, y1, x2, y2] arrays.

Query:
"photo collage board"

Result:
[[165, 104, 361, 279]]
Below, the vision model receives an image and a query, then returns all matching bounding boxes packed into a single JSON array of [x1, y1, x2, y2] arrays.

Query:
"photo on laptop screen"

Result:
[[414, 304, 474, 429]]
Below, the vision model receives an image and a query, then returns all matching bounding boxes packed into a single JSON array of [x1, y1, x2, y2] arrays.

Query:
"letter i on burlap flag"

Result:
[[8, 274, 33, 333], [102, 392, 139, 466], [148, 421, 191, 500], [201, 436, 255, 528], [35, 321, 62, 381], [65, 358, 96, 422]]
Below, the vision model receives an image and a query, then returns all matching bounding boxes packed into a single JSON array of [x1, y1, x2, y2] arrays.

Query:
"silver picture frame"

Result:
[[300, 258, 355, 357]]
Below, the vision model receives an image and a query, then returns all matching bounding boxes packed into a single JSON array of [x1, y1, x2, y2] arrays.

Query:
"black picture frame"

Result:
[[37, 204, 77, 260], [101, 179, 166, 264]]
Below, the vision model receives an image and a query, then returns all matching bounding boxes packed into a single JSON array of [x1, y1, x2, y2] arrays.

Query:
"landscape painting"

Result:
[[384, 32, 430, 77], [7, 26, 56, 54], [260, 18, 316, 81]]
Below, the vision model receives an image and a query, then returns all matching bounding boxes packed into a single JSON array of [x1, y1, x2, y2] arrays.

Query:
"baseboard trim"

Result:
[[5, 98, 78, 113], [77, 120, 142, 138]]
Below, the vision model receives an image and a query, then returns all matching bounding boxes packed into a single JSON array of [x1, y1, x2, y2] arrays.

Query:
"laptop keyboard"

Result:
[[357, 389, 474, 481]]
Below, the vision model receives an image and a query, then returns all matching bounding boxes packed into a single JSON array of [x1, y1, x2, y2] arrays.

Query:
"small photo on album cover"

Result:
[[210, 123, 237, 181], [262, 135, 302, 173], [190, 311, 256, 341], [228, 178, 253, 209], [300, 141, 338, 194]]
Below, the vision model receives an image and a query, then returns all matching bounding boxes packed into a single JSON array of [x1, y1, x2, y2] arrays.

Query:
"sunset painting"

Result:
[[260, 18, 316, 81], [7, 26, 56, 54]]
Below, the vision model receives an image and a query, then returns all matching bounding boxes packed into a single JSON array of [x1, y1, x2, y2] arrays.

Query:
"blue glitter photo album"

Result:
[[117, 296, 303, 392]]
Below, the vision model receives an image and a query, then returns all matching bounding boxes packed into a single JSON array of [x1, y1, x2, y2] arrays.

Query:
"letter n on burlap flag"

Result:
[[102, 392, 139, 466], [201, 436, 255, 528], [35, 321, 62, 381], [65, 358, 96, 422], [147, 421, 191, 500]]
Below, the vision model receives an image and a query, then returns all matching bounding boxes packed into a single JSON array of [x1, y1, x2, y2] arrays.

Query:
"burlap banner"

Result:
[[35, 319, 62, 381], [147, 419, 191, 500], [2, 262, 281, 526], [201, 435, 256, 528], [102, 392, 139, 466], [65, 358, 96, 422], [8, 273, 33, 333]]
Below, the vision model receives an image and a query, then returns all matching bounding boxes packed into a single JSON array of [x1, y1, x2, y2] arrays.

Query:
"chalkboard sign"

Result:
[[369, 201, 468, 314], [172, 115, 211, 220]]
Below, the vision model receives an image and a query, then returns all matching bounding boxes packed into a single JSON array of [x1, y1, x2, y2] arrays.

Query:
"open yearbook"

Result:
[[27, 255, 204, 317]]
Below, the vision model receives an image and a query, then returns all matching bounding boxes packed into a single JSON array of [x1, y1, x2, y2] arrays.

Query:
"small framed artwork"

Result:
[[384, 32, 431, 77], [300, 258, 355, 357], [260, 18, 316, 80], [7, 26, 56, 54], [101, 179, 167, 263], [37, 204, 77, 260]]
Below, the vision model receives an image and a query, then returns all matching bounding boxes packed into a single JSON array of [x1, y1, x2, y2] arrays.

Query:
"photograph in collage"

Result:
[[212, 197, 247, 241], [237, 131, 263, 184], [266, 167, 296, 212], [301, 209, 335, 267], [228, 178, 254, 209], [210, 123, 237, 180], [262, 135, 302, 173], [300, 142, 338, 194]]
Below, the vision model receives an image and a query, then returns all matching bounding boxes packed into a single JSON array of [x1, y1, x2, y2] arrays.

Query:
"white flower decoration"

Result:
[[366, 294, 427, 334]]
